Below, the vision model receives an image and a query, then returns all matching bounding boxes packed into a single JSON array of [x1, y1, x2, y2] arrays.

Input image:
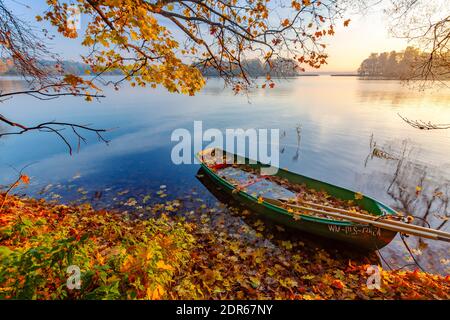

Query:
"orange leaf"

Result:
[[343, 19, 351, 27], [149, 285, 165, 300], [331, 279, 345, 289], [291, 1, 301, 10], [20, 175, 30, 184]]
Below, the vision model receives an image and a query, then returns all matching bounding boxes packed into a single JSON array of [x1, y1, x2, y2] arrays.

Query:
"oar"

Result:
[[263, 198, 450, 243], [277, 197, 450, 239], [266, 198, 450, 242]]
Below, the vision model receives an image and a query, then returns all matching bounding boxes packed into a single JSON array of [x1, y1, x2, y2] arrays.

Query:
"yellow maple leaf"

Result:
[[130, 30, 139, 41], [156, 260, 174, 271], [415, 186, 422, 194], [120, 255, 134, 272], [151, 285, 165, 300], [354, 192, 364, 200]]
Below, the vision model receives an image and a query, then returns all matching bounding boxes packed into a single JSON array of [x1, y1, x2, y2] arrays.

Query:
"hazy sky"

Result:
[[7, 0, 407, 73], [322, 12, 407, 72]]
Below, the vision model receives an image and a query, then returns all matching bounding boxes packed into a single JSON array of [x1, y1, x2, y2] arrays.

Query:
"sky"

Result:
[[6, 0, 408, 73], [321, 13, 407, 72]]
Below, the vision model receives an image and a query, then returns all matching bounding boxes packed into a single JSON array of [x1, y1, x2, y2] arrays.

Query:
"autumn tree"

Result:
[[354, 0, 449, 130], [0, 0, 352, 151], [357, 46, 449, 80], [385, 0, 449, 82], [387, 0, 450, 130], [356, 0, 450, 84]]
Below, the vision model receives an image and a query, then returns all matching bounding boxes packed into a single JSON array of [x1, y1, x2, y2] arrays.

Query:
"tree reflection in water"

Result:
[[364, 136, 449, 274]]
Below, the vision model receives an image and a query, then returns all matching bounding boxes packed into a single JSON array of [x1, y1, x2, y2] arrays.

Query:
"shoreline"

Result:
[[1, 192, 449, 300]]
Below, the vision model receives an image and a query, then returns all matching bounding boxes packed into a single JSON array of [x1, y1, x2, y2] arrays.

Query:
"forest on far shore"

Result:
[[2, 47, 448, 81], [357, 46, 449, 80], [0, 57, 302, 78]]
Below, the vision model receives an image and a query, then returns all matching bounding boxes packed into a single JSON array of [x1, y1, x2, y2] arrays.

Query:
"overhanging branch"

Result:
[[0, 116, 110, 154]]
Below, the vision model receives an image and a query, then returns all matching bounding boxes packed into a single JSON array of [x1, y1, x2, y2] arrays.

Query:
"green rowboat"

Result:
[[197, 148, 398, 250]]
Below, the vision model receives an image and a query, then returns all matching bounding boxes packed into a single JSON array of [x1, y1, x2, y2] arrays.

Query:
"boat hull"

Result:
[[198, 155, 398, 251]]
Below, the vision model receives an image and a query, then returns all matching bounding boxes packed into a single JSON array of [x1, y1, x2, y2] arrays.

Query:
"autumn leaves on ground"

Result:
[[1, 187, 449, 300]]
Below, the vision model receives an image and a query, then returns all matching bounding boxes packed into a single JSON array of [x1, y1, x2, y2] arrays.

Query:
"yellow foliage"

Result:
[[156, 260, 175, 271]]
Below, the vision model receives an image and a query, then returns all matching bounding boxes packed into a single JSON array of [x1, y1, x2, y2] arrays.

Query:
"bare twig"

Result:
[[0, 163, 35, 213], [0, 115, 110, 154], [398, 113, 450, 130]]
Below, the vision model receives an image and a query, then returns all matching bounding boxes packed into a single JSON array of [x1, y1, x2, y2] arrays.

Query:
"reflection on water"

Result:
[[356, 81, 450, 107], [0, 76, 449, 274], [362, 137, 450, 273], [0, 77, 29, 94]]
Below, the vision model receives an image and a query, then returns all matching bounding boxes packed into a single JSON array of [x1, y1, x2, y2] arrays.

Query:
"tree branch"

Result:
[[0, 116, 110, 155], [398, 113, 450, 130]]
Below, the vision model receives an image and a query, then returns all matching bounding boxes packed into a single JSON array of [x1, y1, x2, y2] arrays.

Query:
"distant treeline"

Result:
[[357, 46, 449, 79], [0, 60, 121, 76], [1, 57, 302, 78], [199, 58, 302, 77]]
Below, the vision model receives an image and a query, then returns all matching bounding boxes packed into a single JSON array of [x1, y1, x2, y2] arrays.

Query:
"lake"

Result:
[[1, 76, 449, 274]]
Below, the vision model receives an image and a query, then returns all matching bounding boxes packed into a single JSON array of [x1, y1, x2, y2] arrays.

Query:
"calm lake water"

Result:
[[1, 76, 449, 274]]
